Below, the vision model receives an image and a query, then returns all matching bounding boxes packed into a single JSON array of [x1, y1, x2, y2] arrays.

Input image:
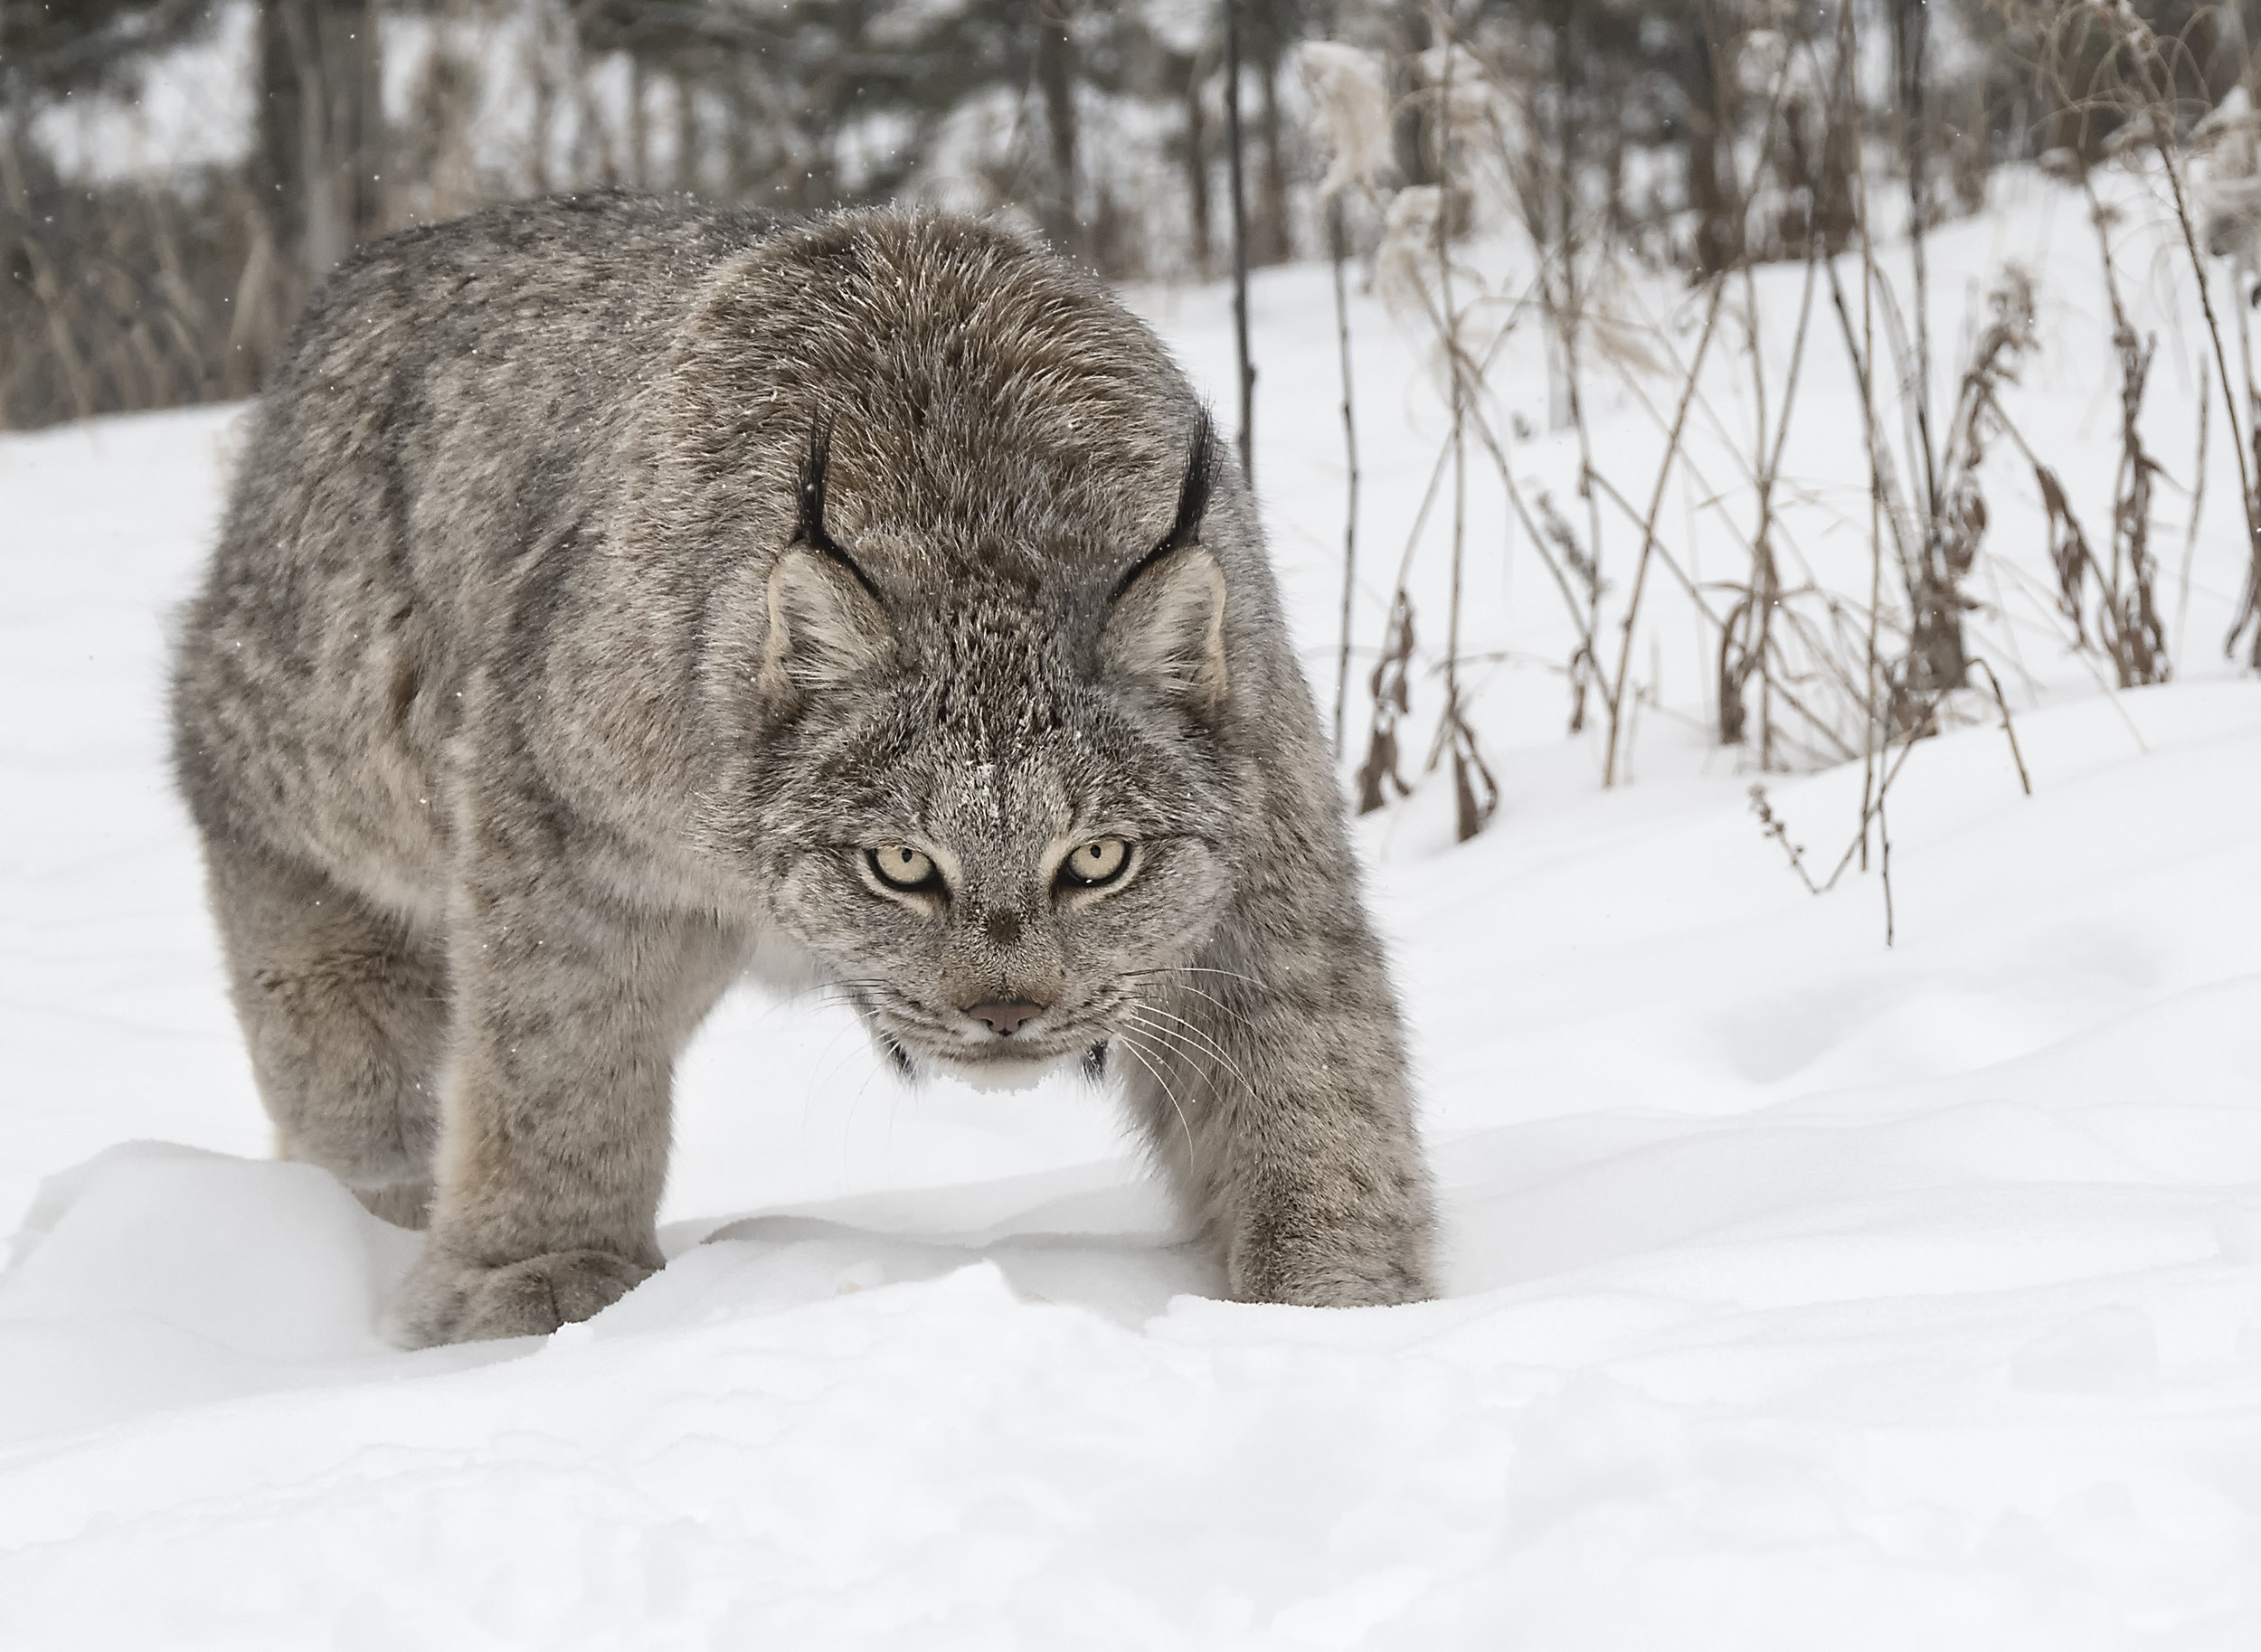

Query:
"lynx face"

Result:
[[763, 676, 1235, 1080], [743, 420, 1238, 1081]]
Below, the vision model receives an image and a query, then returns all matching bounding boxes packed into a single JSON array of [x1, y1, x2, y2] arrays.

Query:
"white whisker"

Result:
[[1143, 977, 1253, 1030], [1112, 1032, 1198, 1167], [1122, 1004, 1258, 1098]]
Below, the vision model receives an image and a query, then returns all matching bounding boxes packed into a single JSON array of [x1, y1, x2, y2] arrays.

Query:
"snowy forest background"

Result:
[[17, 0, 2261, 819], [12, 1, 2257, 420]]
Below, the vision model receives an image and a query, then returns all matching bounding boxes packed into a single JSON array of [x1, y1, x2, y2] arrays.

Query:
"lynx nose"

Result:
[[967, 999, 1045, 1036]]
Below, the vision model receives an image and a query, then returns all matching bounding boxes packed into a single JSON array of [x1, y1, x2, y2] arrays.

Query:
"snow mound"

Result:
[[4, 1096, 2258, 1647]]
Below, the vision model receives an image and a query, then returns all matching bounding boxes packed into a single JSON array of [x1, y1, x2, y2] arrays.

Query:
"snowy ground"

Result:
[[4, 173, 2260, 1646]]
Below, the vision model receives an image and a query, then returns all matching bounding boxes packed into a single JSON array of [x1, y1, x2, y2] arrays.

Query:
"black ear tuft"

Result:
[[762, 415, 893, 705], [1106, 411, 1218, 609], [790, 411, 883, 600], [1094, 412, 1228, 720], [1162, 411, 1215, 557], [797, 414, 838, 553]]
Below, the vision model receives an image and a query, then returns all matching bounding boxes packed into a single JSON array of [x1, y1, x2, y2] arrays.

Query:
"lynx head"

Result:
[[731, 411, 1241, 1083]]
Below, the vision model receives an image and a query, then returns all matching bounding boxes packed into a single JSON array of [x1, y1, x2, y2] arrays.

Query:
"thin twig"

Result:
[[1968, 656, 2032, 797], [1329, 195, 1361, 759], [1603, 277, 1725, 787]]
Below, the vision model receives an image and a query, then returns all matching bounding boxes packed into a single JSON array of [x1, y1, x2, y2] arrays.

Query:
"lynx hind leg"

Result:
[[204, 839, 446, 1227]]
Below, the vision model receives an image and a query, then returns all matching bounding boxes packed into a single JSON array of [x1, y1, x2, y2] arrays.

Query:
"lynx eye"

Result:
[[869, 845, 940, 892], [1060, 837, 1131, 888]]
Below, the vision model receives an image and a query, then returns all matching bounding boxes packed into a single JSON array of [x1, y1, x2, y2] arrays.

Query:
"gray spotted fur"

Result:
[[172, 194, 1436, 1345]]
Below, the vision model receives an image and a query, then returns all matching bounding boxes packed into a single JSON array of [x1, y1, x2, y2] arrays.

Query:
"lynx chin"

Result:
[[172, 195, 1438, 1346]]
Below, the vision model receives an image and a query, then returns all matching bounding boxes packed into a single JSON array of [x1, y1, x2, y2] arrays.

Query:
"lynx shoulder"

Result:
[[172, 194, 1436, 1345]]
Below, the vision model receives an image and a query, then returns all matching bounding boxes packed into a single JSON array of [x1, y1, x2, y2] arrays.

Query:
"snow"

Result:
[[5, 171, 2261, 1644]]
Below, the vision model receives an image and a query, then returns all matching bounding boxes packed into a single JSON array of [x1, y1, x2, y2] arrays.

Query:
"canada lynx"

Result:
[[173, 196, 1435, 1345]]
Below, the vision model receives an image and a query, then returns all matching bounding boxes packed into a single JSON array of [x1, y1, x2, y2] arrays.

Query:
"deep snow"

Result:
[[3, 169, 2259, 1646]]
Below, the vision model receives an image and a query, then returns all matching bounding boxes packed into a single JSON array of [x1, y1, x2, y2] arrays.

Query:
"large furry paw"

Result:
[[1230, 1231, 1436, 1308], [386, 1245, 655, 1347], [1255, 1261, 1434, 1308]]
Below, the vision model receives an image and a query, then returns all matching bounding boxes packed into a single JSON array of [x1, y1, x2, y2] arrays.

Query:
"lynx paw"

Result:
[[387, 1245, 655, 1347], [1229, 1230, 1437, 1308], [1252, 1260, 1434, 1308]]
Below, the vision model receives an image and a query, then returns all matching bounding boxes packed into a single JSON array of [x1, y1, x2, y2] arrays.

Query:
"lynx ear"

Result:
[[1099, 545, 1229, 718], [759, 547, 895, 704]]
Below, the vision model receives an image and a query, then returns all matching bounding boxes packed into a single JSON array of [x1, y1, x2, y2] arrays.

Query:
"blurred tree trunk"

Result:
[[1254, 47, 1289, 266], [1034, 0, 1077, 253], [628, 53, 648, 192], [1686, 5, 1737, 275], [1184, 51, 1211, 277], [1389, 0, 1433, 189], [258, 0, 383, 316], [1545, 0, 1581, 430], [671, 73, 694, 193], [525, 6, 557, 195]]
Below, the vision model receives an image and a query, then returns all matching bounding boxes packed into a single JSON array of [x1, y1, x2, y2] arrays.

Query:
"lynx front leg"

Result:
[[1118, 911, 1437, 1308], [388, 858, 741, 1347], [203, 838, 446, 1227]]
